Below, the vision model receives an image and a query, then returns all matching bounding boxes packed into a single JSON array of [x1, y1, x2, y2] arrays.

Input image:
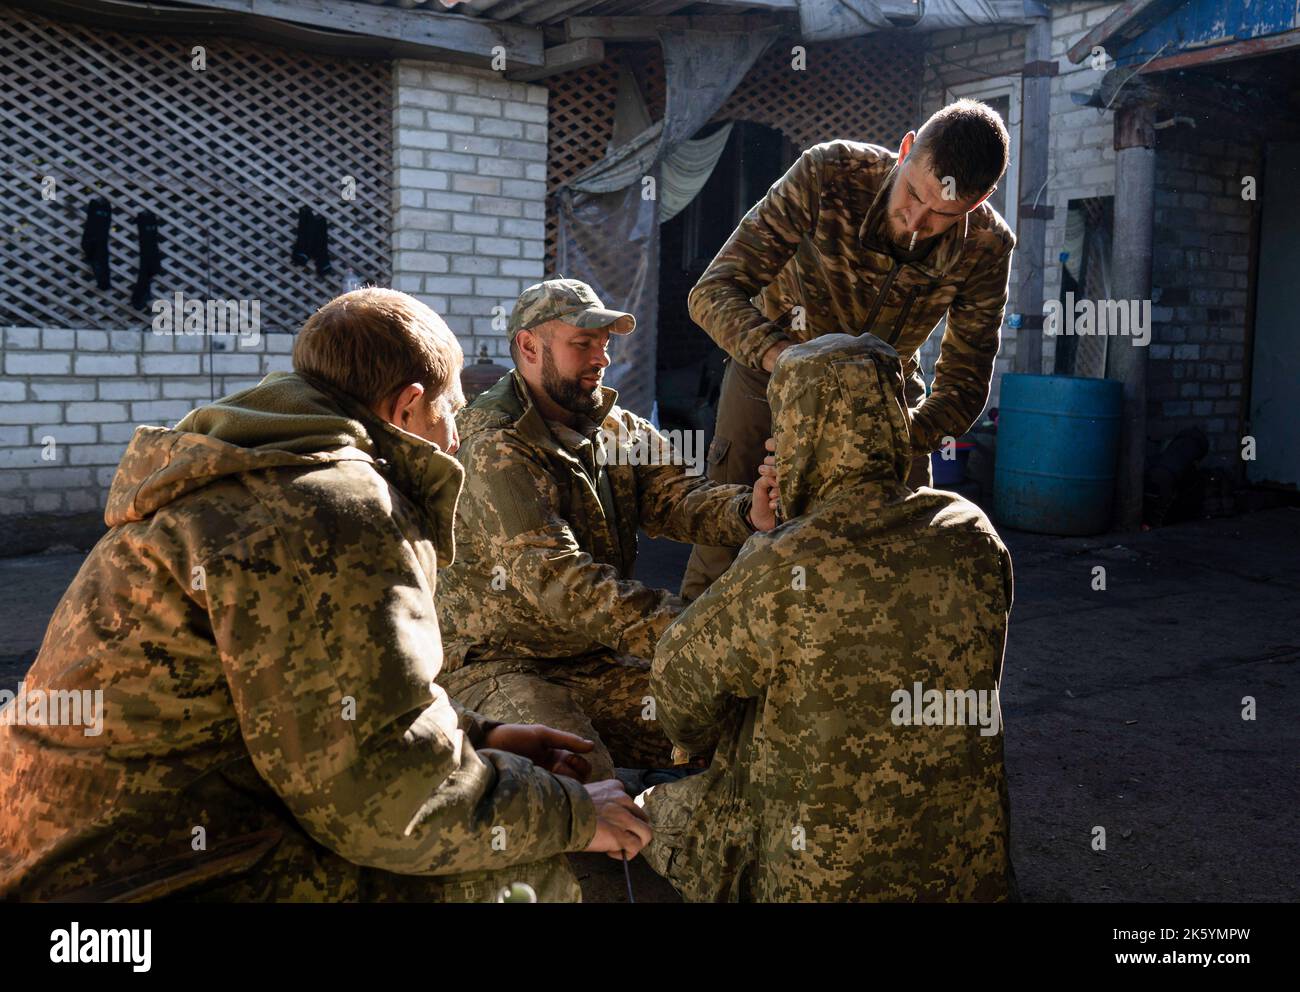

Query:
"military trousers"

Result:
[[442, 653, 676, 783], [681, 354, 934, 601]]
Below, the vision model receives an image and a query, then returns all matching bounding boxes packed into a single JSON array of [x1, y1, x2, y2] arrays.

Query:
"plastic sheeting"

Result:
[[799, 0, 1040, 42], [555, 26, 780, 415]]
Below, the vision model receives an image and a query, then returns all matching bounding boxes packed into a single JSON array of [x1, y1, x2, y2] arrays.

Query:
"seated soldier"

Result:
[[639, 333, 1017, 902], [0, 288, 649, 903], [437, 278, 779, 784]]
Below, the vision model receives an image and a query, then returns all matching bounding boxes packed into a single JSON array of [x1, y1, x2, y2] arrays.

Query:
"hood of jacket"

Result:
[[767, 333, 913, 520], [104, 371, 464, 565]]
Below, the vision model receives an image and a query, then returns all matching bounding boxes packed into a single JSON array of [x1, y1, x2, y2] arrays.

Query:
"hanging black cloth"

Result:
[[290, 206, 333, 277], [308, 209, 333, 277], [81, 196, 112, 290], [291, 205, 313, 266], [130, 210, 162, 311]]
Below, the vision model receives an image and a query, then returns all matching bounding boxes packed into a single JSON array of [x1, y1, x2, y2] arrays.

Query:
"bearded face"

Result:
[[539, 331, 605, 415]]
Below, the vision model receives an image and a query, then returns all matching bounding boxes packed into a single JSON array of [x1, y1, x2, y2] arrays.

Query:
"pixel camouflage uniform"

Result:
[[642, 333, 1018, 902], [0, 372, 595, 903], [437, 279, 758, 783]]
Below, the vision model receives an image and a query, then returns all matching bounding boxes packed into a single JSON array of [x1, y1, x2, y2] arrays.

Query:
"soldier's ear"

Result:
[[382, 382, 427, 430], [897, 130, 917, 162]]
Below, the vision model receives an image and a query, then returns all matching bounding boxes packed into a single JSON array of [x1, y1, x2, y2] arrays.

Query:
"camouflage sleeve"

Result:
[[619, 411, 755, 548], [451, 700, 501, 749], [206, 503, 596, 876], [651, 548, 776, 753], [687, 146, 823, 369], [463, 431, 684, 659], [910, 240, 1012, 453]]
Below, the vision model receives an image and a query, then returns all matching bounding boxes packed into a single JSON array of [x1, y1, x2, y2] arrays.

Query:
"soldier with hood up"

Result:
[[0, 288, 650, 903], [639, 333, 1017, 902]]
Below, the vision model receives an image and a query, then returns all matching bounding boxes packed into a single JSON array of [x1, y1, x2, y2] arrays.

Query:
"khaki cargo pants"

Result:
[[681, 355, 934, 601]]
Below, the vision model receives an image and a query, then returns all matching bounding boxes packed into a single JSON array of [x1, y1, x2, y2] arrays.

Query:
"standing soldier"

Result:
[[437, 279, 779, 784], [682, 98, 1016, 599]]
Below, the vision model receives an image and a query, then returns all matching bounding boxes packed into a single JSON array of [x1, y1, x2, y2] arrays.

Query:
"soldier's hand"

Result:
[[483, 724, 594, 782], [749, 437, 780, 531], [583, 779, 653, 860], [760, 339, 793, 373]]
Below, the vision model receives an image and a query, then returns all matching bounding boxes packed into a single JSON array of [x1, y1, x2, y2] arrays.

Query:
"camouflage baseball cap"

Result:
[[507, 278, 636, 341]]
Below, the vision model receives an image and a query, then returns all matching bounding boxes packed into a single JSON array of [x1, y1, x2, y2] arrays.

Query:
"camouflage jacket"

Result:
[[0, 372, 595, 902], [438, 370, 755, 670], [644, 334, 1016, 902], [688, 140, 1016, 453]]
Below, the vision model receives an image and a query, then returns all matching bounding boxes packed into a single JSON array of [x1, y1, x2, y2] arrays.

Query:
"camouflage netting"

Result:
[[555, 27, 780, 416]]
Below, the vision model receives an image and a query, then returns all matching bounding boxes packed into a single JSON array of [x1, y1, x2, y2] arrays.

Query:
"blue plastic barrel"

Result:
[[994, 373, 1124, 535]]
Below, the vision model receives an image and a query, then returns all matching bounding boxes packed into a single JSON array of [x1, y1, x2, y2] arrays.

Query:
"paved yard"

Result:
[[3, 508, 1297, 902]]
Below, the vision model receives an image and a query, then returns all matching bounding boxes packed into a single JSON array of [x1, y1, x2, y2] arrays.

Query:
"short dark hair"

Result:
[[911, 98, 1009, 202]]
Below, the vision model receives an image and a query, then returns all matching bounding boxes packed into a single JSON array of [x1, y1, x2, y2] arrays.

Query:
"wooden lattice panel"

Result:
[[712, 33, 923, 147], [0, 5, 392, 331], [544, 32, 923, 265], [544, 58, 620, 271]]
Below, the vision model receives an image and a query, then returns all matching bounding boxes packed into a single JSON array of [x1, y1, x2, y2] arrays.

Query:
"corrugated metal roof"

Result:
[[350, 1, 774, 26]]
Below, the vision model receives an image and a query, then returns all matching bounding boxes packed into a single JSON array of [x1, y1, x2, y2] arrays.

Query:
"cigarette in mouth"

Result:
[[909, 231, 918, 251]]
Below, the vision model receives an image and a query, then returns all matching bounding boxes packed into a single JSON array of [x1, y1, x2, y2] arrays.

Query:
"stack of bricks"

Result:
[[0, 327, 294, 518], [391, 60, 548, 365]]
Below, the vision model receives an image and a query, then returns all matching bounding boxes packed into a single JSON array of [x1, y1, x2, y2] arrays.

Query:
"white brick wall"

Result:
[[919, 22, 1027, 413], [917, 2, 1122, 416], [0, 325, 293, 516], [392, 60, 548, 365], [1040, 0, 1124, 377]]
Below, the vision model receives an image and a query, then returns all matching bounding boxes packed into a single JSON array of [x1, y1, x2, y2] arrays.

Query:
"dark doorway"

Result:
[[656, 120, 794, 438], [1053, 196, 1114, 378]]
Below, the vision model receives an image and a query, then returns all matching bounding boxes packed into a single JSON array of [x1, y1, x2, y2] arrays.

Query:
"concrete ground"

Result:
[[2, 508, 1297, 903]]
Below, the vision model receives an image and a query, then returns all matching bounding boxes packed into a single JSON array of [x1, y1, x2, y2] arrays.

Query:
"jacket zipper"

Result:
[[887, 289, 918, 346], [860, 259, 901, 336]]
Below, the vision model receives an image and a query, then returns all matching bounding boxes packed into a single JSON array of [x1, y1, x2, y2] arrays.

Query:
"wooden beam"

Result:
[[516, 0, 594, 27], [1136, 27, 1300, 73], [160, 0, 546, 66], [681, 0, 796, 8], [565, 14, 784, 42], [506, 37, 605, 81], [1066, 0, 1175, 65]]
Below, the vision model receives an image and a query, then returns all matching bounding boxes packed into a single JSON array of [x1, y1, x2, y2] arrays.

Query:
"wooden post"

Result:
[[1109, 97, 1157, 531], [1014, 13, 1053, 374]]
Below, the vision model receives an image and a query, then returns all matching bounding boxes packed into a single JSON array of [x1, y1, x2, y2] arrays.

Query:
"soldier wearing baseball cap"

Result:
[[437, 278, 781, 785], [507, 277, 636, 342]]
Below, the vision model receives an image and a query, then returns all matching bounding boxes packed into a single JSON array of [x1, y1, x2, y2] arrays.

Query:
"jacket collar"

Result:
[[858, 155, 969, 280], [298, 373, 464, 566]]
